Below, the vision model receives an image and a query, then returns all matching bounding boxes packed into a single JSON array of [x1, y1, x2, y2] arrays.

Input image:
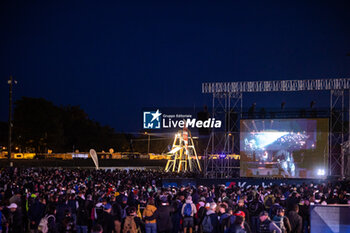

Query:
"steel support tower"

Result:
[[202, 79, 350, 178]]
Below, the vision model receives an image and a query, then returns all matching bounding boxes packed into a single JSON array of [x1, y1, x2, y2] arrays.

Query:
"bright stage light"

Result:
[[219, 154, 226, 159], [317, 169, 325, 176]]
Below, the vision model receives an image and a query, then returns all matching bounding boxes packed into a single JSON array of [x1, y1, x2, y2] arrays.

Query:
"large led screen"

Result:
[[240, 118, 329, 178]]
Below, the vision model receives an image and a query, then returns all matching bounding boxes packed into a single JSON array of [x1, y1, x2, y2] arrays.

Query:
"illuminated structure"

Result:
[[165, 128, 202, 173], [202, 78, 350, 178]]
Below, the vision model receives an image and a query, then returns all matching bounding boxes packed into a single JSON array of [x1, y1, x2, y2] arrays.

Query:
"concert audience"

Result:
[[0, 168, 349, 233]]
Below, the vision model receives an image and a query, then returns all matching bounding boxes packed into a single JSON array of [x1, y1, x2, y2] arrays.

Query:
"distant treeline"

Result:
[[0, 97, 170, 153]]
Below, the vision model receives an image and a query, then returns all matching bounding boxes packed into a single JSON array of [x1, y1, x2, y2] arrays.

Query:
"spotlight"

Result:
[[317, 169, 325, 176]]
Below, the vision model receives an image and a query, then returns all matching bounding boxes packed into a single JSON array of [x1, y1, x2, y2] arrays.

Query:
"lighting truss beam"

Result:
[[202, 79, 350, 93]]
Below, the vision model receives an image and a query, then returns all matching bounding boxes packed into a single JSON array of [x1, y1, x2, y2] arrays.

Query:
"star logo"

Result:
[[143, 109, 162, 129], [151, 109, 162, 122]]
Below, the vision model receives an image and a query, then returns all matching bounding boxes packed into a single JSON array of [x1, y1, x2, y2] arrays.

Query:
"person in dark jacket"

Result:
[[67, 194, 77, 225], [258, 211, 281, 233], [171, 195, 183, 233], [101, 204, 115, 233], [110, 195, 123, 233], [61, 209, 75, 233], [218, 204, 230, 233], [76, 193, 89, 233], [235, 199, 250, 224], [233, 211, 252, 233], [298, 200, 310, 233], [145, 196, 173, 233], [229, 215, 246, 233], [28, 197, 46, 233], [287, 205, 302, 233], [202, 202, 219, 233], [248, 196, 264, 233], [85, 194, 95, 233]]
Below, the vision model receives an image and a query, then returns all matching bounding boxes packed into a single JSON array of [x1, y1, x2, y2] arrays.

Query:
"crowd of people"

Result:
[[0, 167, 349, 233]]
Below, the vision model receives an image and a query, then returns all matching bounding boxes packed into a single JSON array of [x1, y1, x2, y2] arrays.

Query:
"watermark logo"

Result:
[[143, 108, 222, 130], [143, 109, 162, 129]]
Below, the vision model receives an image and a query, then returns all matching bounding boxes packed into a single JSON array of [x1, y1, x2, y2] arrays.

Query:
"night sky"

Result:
[[1, 1, 350, 132]]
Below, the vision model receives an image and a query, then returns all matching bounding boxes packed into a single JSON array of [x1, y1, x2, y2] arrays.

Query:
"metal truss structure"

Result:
[[204, 92, 242, 178], [165, 129, 202, 173], [202, 78, 350, 178]]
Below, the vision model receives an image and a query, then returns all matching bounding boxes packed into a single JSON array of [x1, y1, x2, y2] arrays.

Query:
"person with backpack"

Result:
[[272, 208, 291, 233], [264, 193, 275, 211], [269, 197, 282, 218], [258, 211, 281, 233], [143, 198, 157, 233], [122, 206, 143, 233], [181, 196, 197, 233], [38, 205, 58, 233], [202, 202, 218, 233]]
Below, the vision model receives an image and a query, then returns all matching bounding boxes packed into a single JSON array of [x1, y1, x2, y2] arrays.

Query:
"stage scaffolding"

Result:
[[202, 79, 350, 178]]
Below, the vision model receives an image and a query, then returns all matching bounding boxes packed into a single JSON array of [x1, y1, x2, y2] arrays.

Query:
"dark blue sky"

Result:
[[1, 1, 349, 132]]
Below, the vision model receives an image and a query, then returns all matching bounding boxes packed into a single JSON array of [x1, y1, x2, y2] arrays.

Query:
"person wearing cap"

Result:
[[121, 196, 129, 220], [6, 203, 23, 233], [233, 211, 252, 233], [181, 195, 197, 233], [258, 211, 282, 233], [101, 203, 115, 233], [9, 191, 22, 212]]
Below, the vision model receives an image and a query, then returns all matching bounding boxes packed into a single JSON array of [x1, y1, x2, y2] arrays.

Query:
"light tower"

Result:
[[165, 127, 202, 173]]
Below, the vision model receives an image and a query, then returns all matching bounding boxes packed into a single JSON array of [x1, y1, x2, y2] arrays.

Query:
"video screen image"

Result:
[[240, 119, 329, 178]]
